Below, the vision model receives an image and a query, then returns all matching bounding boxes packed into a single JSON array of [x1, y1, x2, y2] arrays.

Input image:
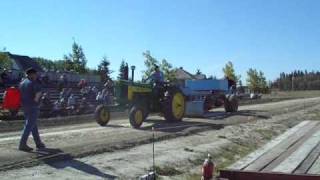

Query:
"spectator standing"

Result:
[[18, 68, 46, 151], [77, 97, 88, 114]]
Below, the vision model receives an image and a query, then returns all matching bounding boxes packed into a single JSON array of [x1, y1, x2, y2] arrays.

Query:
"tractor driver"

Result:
[[149, 65, 164, 84], [146, 65, 165, 99]]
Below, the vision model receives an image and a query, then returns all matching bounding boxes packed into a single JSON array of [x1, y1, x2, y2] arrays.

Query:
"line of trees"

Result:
[[272, 70, 320, 91], [34, 41, 90, 73], [222, 61, 269, 93], [33, 41, 112, 81], [5, 42, 319, 93]]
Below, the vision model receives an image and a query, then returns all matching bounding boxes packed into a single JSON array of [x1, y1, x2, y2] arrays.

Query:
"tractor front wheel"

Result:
[[95, 105, 110, 126], [163, 88, 185, 122], [129, 106, 145, 128]]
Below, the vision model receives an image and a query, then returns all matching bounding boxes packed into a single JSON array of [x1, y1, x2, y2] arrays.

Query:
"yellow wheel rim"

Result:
[[134, 110, 143, 125], [172, 92, 185, 119], [100, 108, 109, 122]]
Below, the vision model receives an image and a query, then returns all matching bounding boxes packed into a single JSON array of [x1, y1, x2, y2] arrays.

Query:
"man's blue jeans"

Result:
[[19, 107, 42, 146]]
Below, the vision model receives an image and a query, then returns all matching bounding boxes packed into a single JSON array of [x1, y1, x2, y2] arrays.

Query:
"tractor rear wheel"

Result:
[[129, 105, 145, 128], [163, 88, 185, 122], [224, 95, 238, 112], [95, 105, 110, 126]]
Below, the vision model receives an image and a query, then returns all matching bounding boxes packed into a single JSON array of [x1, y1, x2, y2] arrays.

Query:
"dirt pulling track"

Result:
[[0, 97, 320, 179]]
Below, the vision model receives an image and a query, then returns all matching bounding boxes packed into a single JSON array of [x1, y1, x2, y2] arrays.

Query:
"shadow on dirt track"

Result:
[[139, 110, 270, 133], [140, 119, 225, 133], [37, 148, 117, 179], [205, 110, 271, 120]]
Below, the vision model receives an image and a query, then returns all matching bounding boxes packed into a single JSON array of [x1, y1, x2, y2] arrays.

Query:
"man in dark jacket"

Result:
[[19, 68, 46, 151]]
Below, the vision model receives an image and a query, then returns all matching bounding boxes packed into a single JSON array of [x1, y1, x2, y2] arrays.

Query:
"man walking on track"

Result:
[[19, 68, 46, 152]]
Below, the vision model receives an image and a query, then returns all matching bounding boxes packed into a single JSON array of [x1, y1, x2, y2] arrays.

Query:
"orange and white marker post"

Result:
[[201, 154, 215, 180]]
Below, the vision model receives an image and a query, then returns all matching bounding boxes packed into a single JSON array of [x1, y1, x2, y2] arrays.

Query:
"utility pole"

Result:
[[152, 127, 155, 175], [292, 75, 294, 91]]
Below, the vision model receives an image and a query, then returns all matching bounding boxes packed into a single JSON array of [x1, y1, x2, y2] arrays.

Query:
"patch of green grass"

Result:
[[187, 143, 255, 175], [255, 128, 276, 140], [154, 165, 182, 176], [215, 145, 254, 171], [309, 111, 320, 121], [184, 174, 202, 180], [267, 90, 320, 99]]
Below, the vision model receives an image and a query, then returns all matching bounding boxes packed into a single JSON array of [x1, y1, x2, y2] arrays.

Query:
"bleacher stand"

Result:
[[1, 68, 102, 119]]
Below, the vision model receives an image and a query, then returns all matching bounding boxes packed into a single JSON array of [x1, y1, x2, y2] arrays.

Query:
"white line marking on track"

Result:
[[0, 126, 110, 142]]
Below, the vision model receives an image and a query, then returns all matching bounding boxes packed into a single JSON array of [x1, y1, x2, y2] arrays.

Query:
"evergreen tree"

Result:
[[246, 69, 268, 93], [63, 41, 87, 73], [246, 68, 260, 93], [258, 71, 268, 93], [98, 56, 112, 81], [272, 70, 320, 91], [118, 60, 128, 80], [0, 52, 12, 70]]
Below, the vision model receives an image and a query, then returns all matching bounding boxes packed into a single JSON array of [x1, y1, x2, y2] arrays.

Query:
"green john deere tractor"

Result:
[[95, 67, 185, 128]]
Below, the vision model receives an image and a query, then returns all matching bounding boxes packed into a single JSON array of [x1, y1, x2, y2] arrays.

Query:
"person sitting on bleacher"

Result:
[[88, 86, 97, 100], [51, 100, 63, 117], [80, 86, 91, 98], [91, 86, 99, 96], [78, 79, 87, 89], [58, 73, 67, 91], [39, 92, 53, 117], [66, 88, 72, 98], [77, 97, 88, 114], [67, 94, 77, 111], [59, 88, 72, 102], [39, 92, 52, 107]]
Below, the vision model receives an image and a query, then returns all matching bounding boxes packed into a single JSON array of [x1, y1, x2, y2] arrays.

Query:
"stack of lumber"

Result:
[[221, 120, 320, 180]]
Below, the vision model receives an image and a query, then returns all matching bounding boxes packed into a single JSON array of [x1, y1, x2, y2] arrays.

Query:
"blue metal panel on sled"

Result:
[[185, 101, 205, 117], [185, 79, 229, 91]]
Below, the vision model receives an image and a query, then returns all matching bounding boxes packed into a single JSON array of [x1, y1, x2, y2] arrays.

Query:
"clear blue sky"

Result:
[[1, 0, 319, 82]]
